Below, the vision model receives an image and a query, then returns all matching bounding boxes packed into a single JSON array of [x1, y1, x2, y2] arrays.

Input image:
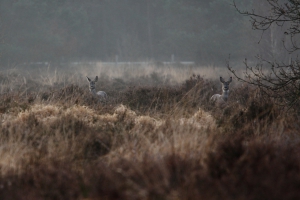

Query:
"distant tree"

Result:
[[0, 0, 93, 63], [156, 0, 249, 63], [229, 0, 300, 109], [0, 17, 3, 63], [0, 0, 258, 64]]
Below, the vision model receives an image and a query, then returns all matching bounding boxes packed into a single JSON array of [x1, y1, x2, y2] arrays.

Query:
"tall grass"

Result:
[[0, 64, 299, 199]]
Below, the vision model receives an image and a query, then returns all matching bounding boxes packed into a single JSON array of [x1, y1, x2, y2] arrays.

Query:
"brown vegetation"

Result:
[[0, 66, 299, 200]]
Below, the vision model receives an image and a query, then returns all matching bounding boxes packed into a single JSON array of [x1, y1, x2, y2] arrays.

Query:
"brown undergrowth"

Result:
[[0, 68, 299, 199]]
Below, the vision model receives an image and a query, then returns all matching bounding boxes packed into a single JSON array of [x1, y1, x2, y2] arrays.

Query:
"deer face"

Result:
[[86, 76, 98, 91], [220, 77, 232, 92]]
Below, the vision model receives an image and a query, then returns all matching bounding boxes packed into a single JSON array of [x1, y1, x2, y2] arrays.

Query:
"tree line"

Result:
[[0, 0, 284, 65]]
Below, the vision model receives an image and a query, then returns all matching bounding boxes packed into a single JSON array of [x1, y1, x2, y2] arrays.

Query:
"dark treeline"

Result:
[[0, 0, 288, 65]]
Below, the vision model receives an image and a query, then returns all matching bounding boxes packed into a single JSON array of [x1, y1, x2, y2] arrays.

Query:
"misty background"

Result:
[[0, 0, 292, 66]]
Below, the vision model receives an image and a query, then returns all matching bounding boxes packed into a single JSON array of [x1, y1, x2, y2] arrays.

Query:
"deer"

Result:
[[86, 76, 107, 101], [210, 77, 232, 105]]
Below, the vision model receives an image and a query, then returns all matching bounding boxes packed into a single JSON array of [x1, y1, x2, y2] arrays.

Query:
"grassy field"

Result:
[[0, 63, 299, 199]]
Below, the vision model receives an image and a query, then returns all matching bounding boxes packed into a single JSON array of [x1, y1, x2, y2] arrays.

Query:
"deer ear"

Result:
[[86, 76, 91, 82], [95, 76, 98, 82], [228, 77, 232, 83], [220, 77, 225, 83]]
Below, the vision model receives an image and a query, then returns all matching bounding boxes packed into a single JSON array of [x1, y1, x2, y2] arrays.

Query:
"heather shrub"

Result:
[[0, 66, 298, 199]]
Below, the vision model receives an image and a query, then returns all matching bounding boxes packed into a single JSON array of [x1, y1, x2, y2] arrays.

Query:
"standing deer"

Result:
[[210, 77, 232, 105], [86, 76, 107, 101]]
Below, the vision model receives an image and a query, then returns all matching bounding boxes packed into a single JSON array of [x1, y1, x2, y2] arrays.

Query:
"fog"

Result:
[[0, 0, 292, 67]]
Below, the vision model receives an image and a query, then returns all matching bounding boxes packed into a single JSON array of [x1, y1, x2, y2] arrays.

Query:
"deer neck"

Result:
[[222, 89, 229, 101], [90, 88, 97, 95]]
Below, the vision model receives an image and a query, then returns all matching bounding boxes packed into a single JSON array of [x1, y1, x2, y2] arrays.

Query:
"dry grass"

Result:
[[0, 64, 299, 199]]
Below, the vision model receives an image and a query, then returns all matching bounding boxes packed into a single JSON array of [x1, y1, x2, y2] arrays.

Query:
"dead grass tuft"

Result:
[[0, 67, 299, 199]]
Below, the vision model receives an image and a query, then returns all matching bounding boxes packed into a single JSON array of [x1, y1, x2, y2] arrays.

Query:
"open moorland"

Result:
[[0, 63, 299, 200]]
